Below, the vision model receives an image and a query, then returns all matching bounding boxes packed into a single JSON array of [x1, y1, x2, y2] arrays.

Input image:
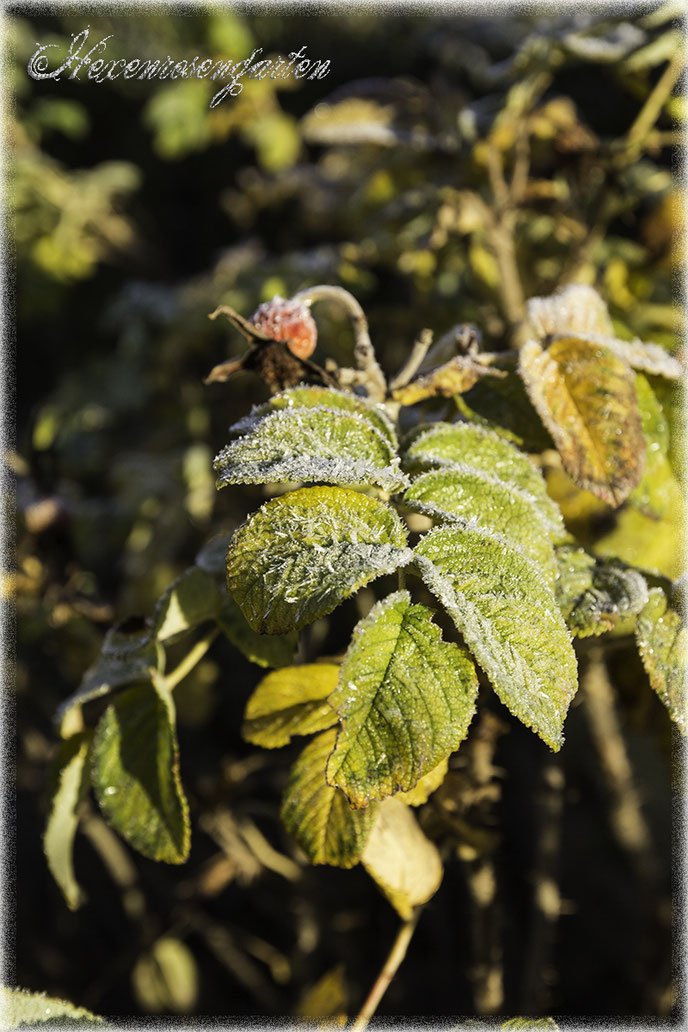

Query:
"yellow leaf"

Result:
[[392, 356, 504, 406], [396, 758, 449, 806], [519, 337, 644, 506], [362, 798, 443, 918], [242, 663, 339, 747]]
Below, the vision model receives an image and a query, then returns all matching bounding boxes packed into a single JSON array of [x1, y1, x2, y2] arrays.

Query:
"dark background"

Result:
[[7, 4, 682, 1025]]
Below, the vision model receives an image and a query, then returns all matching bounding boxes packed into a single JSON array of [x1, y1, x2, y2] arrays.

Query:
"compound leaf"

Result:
[[232, 384, 397, 447], [218, 594, 298, 669], [518, 336, 645, 506], [215, 407, 406, 492], [326, 591, 478, 806], [404, 422, 564, 539], [153, 566, 222, 642], [415, 526, 578, 750], [91, 682, 190, 864], [226, 486, 413, 635], [361, 797, 443, 918], [636, 588, 687, 734], [404, 467, 556, 579], [280, 728, 377, 868], [43, 732, 92, 910], [242, 663, 339, 747], [555, 545, 649, 637]]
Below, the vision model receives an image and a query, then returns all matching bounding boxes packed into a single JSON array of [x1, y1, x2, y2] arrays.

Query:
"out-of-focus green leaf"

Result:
[[361, 797, 443, 918], [415, 526, 578, 750], [629, 374, 682, 518], [91, 682, 190, 864], [622, 28, 682, 70], [281, 728, 377, 868], [636, 587, 687, 734], [297, 964, 348, 1022], [404, 467, 557, 578], [215, 407, 407, 492], [217, 594, 298, 669], [153, 566, 221, 642], [326, 591, 478, 806], [242, 663, 339, 747], [0, 987, 102, 1028], [404, 421, 564, 538], [233, 385, 397, 447], [43, 733, 92, 910], [519, 336, 645, 506], [594, 504, 682, 580], [56, 625, 163, 738], [555, 544, 648, 637], [226, 486, 413, 634], [131, 937, 198, 1014]]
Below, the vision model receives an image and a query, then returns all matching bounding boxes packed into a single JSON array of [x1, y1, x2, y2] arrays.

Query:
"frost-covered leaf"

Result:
[[361, 797, 443, 918], [242, 663, 339, 747], [597, 336, 682, 380], [56, 624, 162, 738], [280, 728, 377, 868], [396, 757, 449, 806], [555, 545, 649, 637], [524, 284, 614, 340], [415, 526, 578, 750], [392, 355, 503, 405], [0, 987, 102, 1028], [326, 591, 478, 807], [226, 486, 413, 634], [153, 566, 221, 642], [404, 467, 557, 579], [218, 594, 298, 669], [91, 682, 190, 864], [215, 406, 406, 492], [404, 421, 564, 539], [43, 733, 92, 910], [519, 336, 645, 506], [501, 1019, 559, 1031], [232, 384, 397, 447], [636, 588, 687, 734]]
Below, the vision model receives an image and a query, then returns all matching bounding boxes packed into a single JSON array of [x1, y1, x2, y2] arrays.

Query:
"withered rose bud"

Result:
[[250, 296, 317, 359]]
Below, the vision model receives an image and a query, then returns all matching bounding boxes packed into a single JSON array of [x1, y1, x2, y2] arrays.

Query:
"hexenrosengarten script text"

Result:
[[27, 28, 332, 107]]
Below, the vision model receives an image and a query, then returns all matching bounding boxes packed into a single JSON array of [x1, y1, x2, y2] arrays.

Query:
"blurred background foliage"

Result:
[[7, 2, 684, 1024]]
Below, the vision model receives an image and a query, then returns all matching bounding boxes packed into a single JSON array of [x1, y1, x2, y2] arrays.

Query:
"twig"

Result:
[[349, 908, 422, 1031], [293, 285, 387, 401], [581, 649, 658, 883], [162, 628, 219, 692], [389, 328, 433, 391], [624, 48, 685, 156], [519, 756, 566, 1015]]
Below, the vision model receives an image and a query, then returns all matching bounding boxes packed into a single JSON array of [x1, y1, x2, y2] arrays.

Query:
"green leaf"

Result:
[[636, 588, 687, 734], [628, 374, 683, 519], [404, 467, 557, 579], [404, 421, 564, 539], [280, 728, 377, 868], [91, 682, 190, 863], [519, 336, 645, 506], [217, 594, 298, 669], [396, 756, 449, 806], [56, 624, 162, 738], [361, 797, 443, 918], [233, 384, 397, 447], [242, 663, 339, 747], [554, 545, 649, 637], [43, 733, 92, 910], [326, 591, 478, 806], [216, 407, 406, 492], [226, 486, 413, 634], [0, 987, 102, 1028], [415, 526, 578, 750], [457, 370, 554, 452], [153, 566, 222, 642]]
